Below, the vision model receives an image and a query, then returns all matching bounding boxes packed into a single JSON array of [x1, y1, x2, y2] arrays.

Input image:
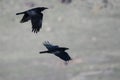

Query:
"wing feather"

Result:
[[31, 13, 43, 33], [54, 51, 72, 61], [20, 13, 30, 23], [43, 41, 59, 50]]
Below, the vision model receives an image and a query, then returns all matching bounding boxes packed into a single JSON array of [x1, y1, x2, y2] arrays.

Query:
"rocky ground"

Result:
[[0, 0, 120, 80]]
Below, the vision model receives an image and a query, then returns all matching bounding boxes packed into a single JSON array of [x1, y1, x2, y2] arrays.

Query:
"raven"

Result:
[[40, 41, 72, 64], [16, 7, 48, 33]]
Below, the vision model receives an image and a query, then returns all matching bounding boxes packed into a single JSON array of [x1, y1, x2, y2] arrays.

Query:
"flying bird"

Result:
[[16, 7, 48, 33], [40, 41, 72, 64]]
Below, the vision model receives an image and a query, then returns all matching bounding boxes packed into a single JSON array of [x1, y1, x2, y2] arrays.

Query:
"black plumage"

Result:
[[40, 41, 72, 64], [16, 7, 48, 33]]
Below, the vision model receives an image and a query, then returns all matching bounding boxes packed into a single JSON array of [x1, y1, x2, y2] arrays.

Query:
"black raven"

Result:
[[16, 7, 48, 33], [40, 41, 72, 64]]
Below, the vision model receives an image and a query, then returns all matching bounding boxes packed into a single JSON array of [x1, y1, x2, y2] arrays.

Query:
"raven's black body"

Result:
[[16, 7, 48, 33], [40, 41, 72, 64]]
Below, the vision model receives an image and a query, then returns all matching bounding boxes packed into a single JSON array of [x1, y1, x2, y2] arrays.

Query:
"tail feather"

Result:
[[39, 51, 49, 54], [16, 12, 25, 15]]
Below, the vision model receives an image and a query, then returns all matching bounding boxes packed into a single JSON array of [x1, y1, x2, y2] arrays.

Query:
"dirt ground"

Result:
[[0, 0, 120, 80]]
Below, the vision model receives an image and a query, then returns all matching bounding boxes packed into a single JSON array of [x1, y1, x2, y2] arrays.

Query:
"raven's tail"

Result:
[[16, 12, 25, 15], [39, 51, 49, 54]]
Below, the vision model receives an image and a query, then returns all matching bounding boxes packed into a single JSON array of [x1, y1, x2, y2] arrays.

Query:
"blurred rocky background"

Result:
[[0, 0, 120, 80]]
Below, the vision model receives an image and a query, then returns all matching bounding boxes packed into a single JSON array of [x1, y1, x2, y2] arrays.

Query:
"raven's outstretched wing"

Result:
[[43, 41, 59, 50], [54, 51, 72, 61], [31, 13, 43, 33]]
